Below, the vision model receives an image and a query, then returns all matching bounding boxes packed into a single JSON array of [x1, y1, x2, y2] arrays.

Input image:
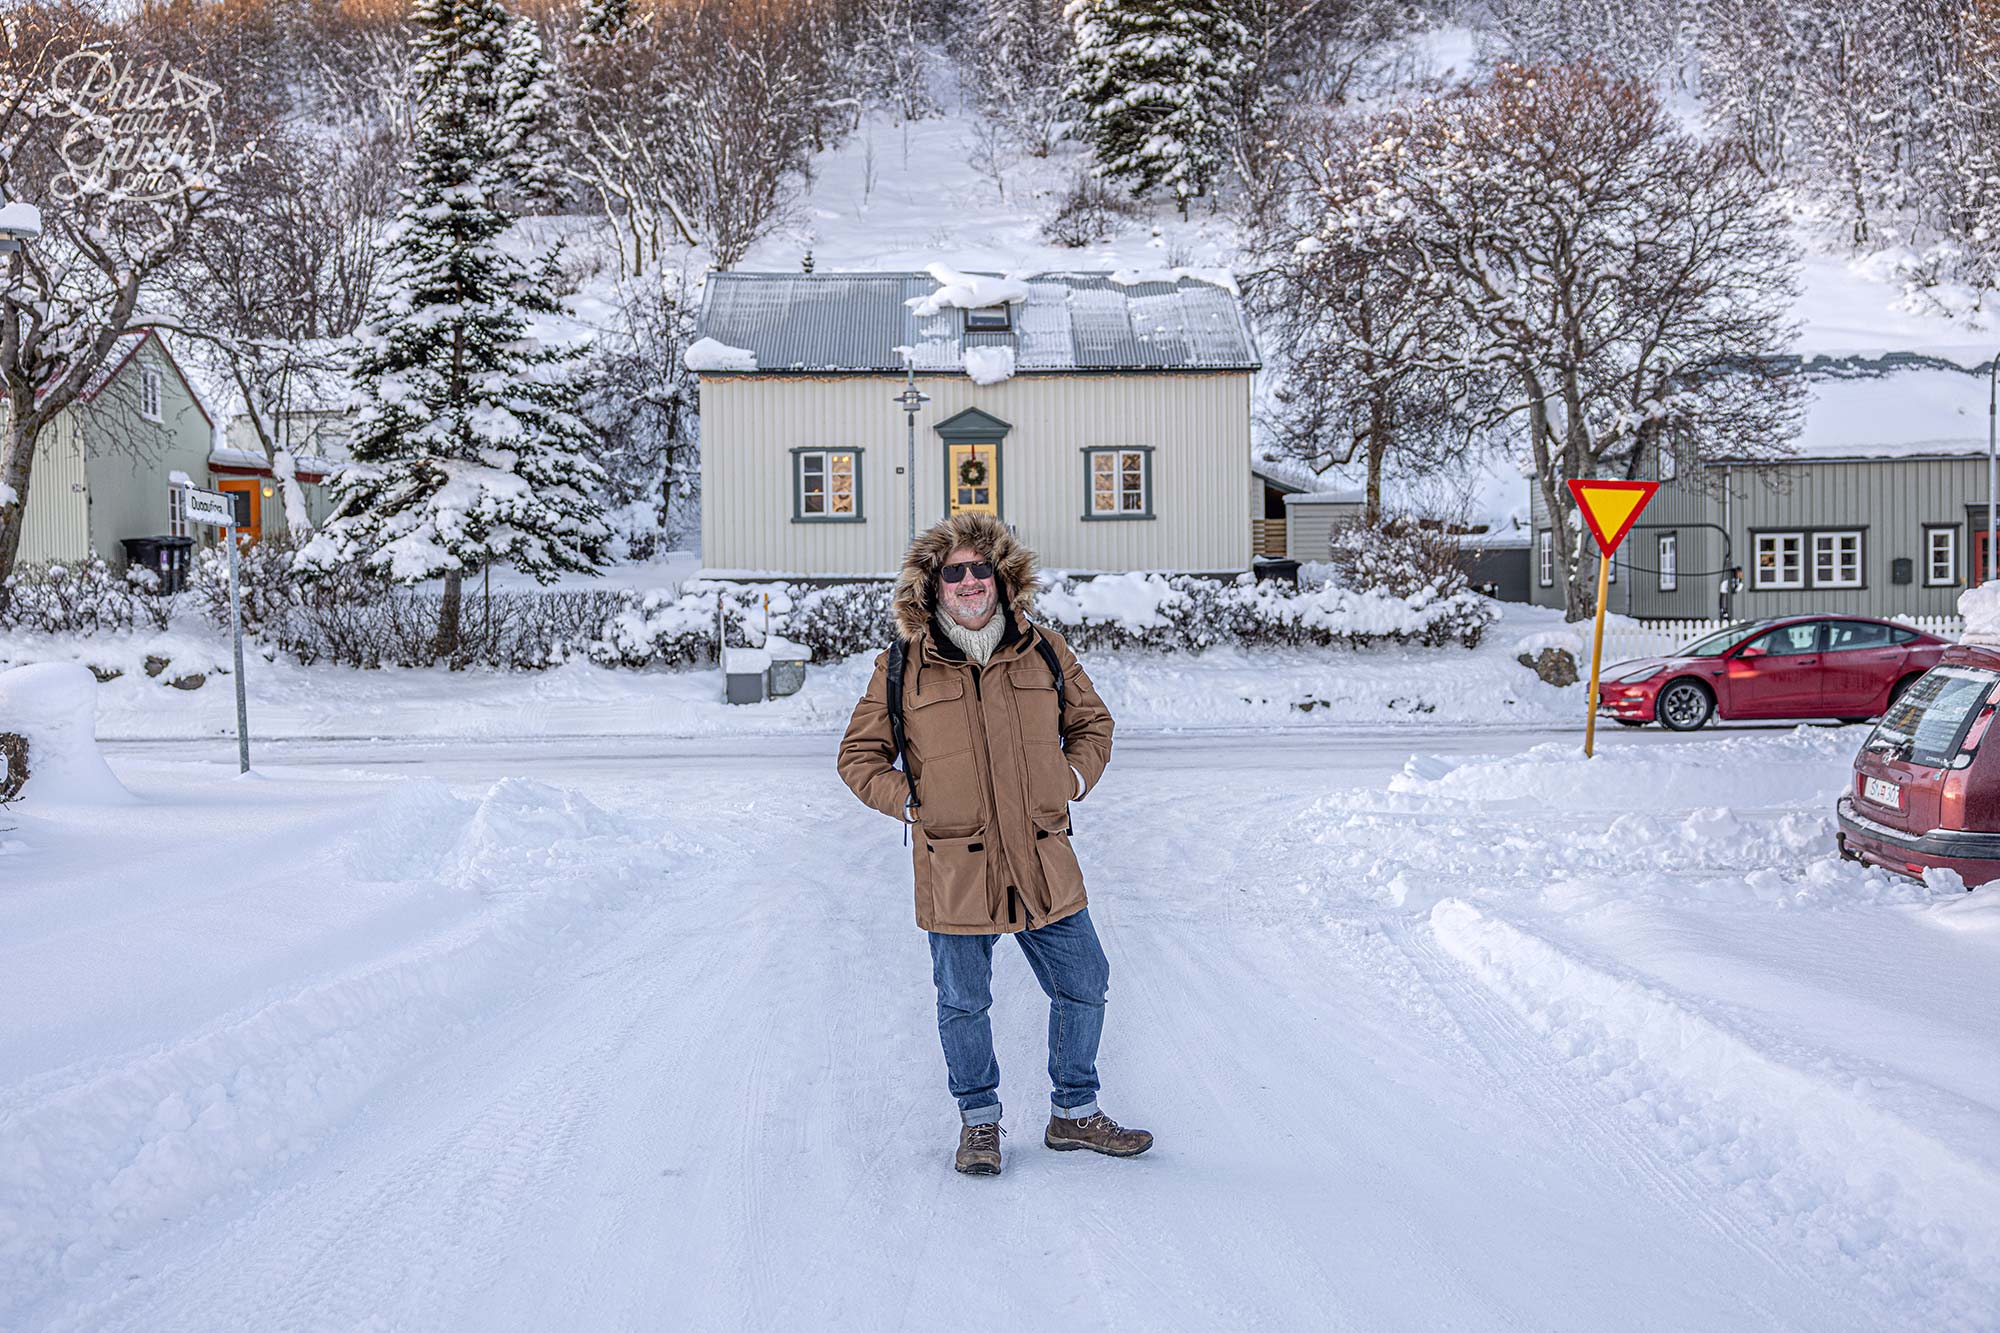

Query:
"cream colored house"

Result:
[[691, 270, 1263, 576]]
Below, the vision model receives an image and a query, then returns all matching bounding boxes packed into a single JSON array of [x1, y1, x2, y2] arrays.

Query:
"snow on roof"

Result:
[[1719, 364, 1998, 462], [684, 337, 758, 372], [1793, 253, 1998, 368], [695, 270, 1260, 375], [905, 264, 1031, 316]]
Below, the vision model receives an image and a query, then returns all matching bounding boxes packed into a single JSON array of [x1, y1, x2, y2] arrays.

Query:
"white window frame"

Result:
[[1537, 530, 1553, 587], [1926, 525, 1960, 588], [168, 485, 187, 538], [140, 365, 163, 422], [1754, 531, 1804, 590], [793, 447, 860, 521], [1812, 530, 1863, 589], [1085, 447, 1150, 518], [1658, 533, 1677, 591]]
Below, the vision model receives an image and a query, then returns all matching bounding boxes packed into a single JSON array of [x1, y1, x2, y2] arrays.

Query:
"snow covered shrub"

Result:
[[1036, 571, 1493, 652], [194, 537, 330, 643], [0, 559, 135, 635], [1041, 171, 1140, 247], [785, 582, 895, 662], [1329, 518, 1471, 600], [123, 564, 182, 632]]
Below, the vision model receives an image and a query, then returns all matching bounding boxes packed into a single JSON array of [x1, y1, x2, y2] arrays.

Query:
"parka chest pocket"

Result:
[[1008, 668, 1061, 740], [905, 677, 971, 759]]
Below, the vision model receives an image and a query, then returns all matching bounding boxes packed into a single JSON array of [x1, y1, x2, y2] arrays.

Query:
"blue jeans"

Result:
[[928, 907, 1111, 1126]]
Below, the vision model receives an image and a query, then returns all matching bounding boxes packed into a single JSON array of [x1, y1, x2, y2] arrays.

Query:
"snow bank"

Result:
[[1036, 571, 1184, 631], [905, 263, 1029, 316], [1432, 898, 2000, 1320], [0, 664, 130, 804], [682, 337, 758, 372], [0, 777, 671, 1311], [962, 344, 1015, 385], [1961, 580, 2000, 645]]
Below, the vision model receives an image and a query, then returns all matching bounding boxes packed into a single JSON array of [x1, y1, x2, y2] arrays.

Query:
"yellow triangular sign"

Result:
[[1567, 480, 1659, 556]]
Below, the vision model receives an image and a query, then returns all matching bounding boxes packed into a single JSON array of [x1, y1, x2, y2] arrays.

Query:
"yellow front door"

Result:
[[947, 442, 998, 516]]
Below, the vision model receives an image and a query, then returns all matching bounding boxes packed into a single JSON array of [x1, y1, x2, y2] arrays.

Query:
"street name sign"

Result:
[[183, 487, 236, 528]]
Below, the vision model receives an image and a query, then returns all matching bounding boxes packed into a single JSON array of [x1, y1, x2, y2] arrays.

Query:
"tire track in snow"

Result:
[[1380, 916, 1803, 1282], [1429, 897, 2000, 1330]]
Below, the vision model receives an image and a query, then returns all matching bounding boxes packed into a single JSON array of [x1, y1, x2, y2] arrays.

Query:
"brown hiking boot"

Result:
[[955, 1121, 1005, 1175], [1044, 1110, 1153, 1157]]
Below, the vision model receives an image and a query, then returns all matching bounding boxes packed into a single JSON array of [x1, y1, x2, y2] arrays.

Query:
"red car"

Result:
[[1597, 615, 1953, 731], [1837, 642, 2000, 888]]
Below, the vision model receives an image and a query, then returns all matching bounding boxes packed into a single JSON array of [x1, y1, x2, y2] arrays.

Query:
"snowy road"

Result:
[[7, 726, 1999, 1329]]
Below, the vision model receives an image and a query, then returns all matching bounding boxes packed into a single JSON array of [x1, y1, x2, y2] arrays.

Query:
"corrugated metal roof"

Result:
[[694, 270, 1261, 374]]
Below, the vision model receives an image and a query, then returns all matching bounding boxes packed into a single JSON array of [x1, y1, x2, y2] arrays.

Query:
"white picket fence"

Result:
[[1600, 615, 1966, 664]]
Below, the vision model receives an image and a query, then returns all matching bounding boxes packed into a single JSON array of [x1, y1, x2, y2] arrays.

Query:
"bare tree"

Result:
[[1244, 105, 1468, 524], [0, 4, 237, 606], [1341, 65, 1805, 620], [559, 0, 839, 273]]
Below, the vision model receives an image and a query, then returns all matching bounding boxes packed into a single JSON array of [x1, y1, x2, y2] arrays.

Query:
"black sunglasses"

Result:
[[940, 561, 994, 583]]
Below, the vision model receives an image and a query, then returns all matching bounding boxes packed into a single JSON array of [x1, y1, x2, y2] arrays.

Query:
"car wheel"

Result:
[[1656, 679, 1714, 731]]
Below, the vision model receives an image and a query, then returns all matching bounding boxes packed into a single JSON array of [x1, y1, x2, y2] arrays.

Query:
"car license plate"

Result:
[[1864, 776, 1901, 808]]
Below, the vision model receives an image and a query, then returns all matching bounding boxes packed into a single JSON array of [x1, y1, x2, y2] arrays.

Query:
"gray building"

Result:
[[1528, 360, 1994, 621]]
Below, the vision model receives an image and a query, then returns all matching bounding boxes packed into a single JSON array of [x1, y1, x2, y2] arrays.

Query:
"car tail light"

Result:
[[1962, 704, 1995, 757]]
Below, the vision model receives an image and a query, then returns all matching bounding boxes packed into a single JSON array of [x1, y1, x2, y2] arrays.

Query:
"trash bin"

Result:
[[1252, 556, 1301, 588], [764, 636, 808, 698], [722, 647, 771, 705], [120, 535, 196, 593]]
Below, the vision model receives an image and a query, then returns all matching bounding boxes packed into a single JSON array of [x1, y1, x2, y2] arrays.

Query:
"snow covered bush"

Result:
[[1041, 171, 1140, 247], [784, 582, 897, 662], [1329, 517, 1473, 601], [1036, 571, 1493, 651], [0, 559, 136, 636]]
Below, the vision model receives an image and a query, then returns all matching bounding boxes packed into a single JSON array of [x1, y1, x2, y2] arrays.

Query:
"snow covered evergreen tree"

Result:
[[298, 62, 609, 660], [1063, 0, 1249, 210]]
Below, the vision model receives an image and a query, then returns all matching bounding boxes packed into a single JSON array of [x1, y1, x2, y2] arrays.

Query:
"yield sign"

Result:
[[1567, 479, 1659, 557]]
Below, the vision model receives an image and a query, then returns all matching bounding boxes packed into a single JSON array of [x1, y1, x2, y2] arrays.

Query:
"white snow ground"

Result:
[[5, 717, 1998, 1330]]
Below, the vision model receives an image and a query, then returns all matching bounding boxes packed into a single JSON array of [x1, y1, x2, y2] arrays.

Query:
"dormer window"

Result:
[[964, 304, 1011, 332]]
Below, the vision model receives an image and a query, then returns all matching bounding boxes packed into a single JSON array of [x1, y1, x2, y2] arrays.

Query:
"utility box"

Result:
[[764, 636, 809, 698], [723, 647, 771, 705]]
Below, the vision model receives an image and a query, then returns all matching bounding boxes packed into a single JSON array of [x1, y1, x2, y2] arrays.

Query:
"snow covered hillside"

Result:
[[4, 717, 1997, 1328]]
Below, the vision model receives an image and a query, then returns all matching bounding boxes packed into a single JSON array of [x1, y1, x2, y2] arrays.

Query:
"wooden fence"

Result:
[[1600, 615, 1966, 664]]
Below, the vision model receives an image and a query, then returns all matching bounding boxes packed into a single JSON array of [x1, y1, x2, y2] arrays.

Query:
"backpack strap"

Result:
[[885, 639, 920, 819], [1033, 631, 1067, 729]]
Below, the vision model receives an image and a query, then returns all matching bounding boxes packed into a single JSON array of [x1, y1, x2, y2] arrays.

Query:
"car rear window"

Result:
[[1865, 667, 2000, 768]]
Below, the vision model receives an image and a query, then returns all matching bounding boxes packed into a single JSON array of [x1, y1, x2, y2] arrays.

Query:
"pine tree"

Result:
[[298, 66, 608, 659], [574, 0, 638, 48], [1063, 0, 1249, 211], [973, 0, 1071, 156]]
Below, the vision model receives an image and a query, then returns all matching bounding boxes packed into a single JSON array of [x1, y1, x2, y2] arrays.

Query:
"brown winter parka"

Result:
[[837, 516, 1115, 935]]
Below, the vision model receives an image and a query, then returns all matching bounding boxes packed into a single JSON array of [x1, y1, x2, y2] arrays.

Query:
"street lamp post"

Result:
[[894, 359, 930, 547]]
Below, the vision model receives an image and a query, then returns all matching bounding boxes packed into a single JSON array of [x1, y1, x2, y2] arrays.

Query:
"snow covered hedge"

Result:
[[1036, 572, 1494, 652], [1, 557, 183, 635], [163, 561, 1491, 671]]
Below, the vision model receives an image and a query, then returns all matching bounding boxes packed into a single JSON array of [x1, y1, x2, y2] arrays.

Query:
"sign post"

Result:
[[181, 486, 252, 774], [1566, 479, 1659, 758]]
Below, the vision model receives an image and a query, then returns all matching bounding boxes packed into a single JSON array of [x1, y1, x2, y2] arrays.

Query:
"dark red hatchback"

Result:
[[1597, 615, 1953, 730], [1837, 643, 2000, 888]]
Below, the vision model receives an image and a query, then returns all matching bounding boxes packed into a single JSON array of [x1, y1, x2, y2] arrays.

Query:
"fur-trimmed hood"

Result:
[[892, 513, 1038, 641]]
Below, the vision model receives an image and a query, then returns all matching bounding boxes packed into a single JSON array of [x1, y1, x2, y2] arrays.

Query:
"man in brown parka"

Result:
[[838, 513, 1154, 1176]]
